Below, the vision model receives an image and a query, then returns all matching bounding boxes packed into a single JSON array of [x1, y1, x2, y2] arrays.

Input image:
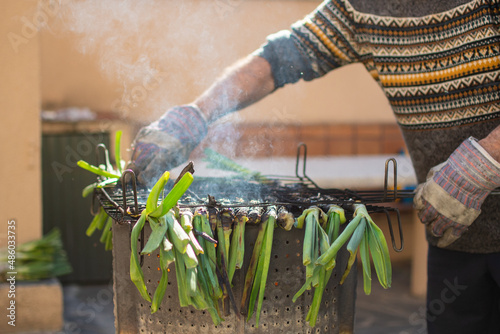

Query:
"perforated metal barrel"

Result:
[[112, 221, 356, 334]]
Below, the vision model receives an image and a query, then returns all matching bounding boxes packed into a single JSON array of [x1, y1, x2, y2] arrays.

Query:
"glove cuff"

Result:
[[433, 137, 500, 210], [252, 30, 316, 89]]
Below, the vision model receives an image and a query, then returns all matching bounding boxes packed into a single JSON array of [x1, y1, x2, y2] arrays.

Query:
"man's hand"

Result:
[[127, 55, 274, 187], [128, 105, 207, 187], [414, 136, 500, 248]]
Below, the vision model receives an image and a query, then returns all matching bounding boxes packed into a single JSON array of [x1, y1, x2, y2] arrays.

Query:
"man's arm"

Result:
[[479, 124, 500, 162], [195, 55, 276, 124]]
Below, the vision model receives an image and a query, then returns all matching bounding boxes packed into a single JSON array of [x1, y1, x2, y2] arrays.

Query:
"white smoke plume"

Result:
[[49, 0, 246, 158]]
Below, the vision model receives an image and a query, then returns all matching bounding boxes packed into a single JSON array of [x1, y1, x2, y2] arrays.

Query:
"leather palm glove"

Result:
[[414, 137, 500, 248], [128, 105, 208, 187]]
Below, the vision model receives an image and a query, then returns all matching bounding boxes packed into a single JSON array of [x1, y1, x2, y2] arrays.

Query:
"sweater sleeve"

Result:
[[254, 0, 361, 89], [252, 30, 317, 88], [290, 0, 361, 79]]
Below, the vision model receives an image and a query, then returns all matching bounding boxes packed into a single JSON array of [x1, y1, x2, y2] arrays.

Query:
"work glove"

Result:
[[128, 105, 208, 187], [414, 137, 500, 248]]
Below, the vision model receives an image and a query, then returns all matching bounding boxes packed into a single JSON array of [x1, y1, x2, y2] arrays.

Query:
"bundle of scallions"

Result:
[[293, 204, 392, 327], [0, 228, 72, 281], [77, 130, 125, 251]]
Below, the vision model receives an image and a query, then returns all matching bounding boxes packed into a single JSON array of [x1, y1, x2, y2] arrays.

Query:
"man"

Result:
[[129, 0, 500, 332]]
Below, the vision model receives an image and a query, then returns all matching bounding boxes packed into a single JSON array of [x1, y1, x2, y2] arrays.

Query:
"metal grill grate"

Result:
[[97, 147, 409, 255]]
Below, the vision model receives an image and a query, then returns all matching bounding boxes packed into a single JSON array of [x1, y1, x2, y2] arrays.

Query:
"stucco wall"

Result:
[[40, 0, 394, 125], [0, 0, 42, 245]]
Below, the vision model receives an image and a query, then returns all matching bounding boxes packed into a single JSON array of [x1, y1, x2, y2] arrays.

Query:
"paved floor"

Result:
[[19, 262, 425, 334], [355, 262, 426, 334]]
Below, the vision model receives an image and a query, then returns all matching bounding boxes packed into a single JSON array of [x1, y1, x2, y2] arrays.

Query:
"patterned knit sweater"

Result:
[[264, 0, 500, 252]]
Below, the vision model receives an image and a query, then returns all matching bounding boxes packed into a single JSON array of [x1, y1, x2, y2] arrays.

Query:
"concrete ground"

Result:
[[18, 262, 425, 334], [355, 262, 426, 334]]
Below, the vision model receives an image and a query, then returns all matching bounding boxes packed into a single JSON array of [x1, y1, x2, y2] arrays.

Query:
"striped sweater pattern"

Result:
[[291, 0, 500, 130]]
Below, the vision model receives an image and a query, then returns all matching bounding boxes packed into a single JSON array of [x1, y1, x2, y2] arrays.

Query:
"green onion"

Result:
[[150, 172, 193, 218], [340, 218, 366, 284], [130, 211, 151, 302], [182, 244, 199, 269], [245, 207, 277, 327], [228, 213, 247, 283], [254, 209, 276, 326], [198, 211, 218, 275], [104, 229, 113, 251], [173, 247, 190, 307], [86, 207, 108, 237], [166, 212, 190, 254], [354, 204, 392, 290], [306, 266, 326, 326], [77, 160, 120, 179], [366, 219, 392, 289], [146, 171, 170, 214], [99, 216, 113, 245], [240, 221, 266, 316], [193, 213, 221, 299], [181, 212, 204, 255], [141, 215, 168, 255], [315, 214, 362, 268], [292, 275, 313, 303], [246, 226, 267, 322], [151, 243, 174, 313], [82, 178, 118, 198], [114, 130, 123, 174], [195, 254, 223, 326], [359, 226, 372, 295]]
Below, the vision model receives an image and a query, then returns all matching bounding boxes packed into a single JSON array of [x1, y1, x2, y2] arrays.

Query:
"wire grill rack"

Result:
[[95, 143, 410, 252]]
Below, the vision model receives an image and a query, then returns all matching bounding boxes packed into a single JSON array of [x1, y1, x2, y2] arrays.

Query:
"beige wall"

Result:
[[40, 0, 394, 126], [0, 0, 42, 244]]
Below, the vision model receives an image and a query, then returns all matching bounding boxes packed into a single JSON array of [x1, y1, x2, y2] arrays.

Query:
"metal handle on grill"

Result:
[[383, 158, 398, 202], [121, 169, 139, 216], [95, 143, 111, 171], [365, 204, 404, 252], [295, 142, 320, 188]]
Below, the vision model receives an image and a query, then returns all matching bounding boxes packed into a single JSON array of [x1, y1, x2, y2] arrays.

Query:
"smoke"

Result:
[[47, 0, 250, 161], [55, 0, 159, 83], [51, 1, 237, 116]]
